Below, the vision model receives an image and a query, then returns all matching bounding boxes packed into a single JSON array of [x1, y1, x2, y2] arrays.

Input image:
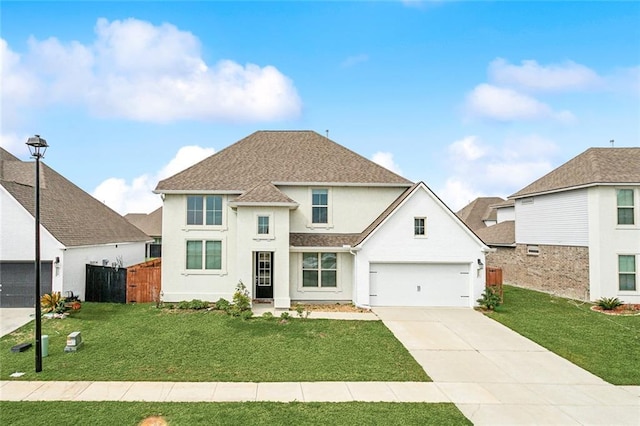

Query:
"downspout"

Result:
[[344, 245, 365, 309]]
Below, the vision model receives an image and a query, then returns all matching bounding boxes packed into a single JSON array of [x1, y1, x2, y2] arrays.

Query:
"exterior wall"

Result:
[[515, 189, 588, 246], [281, 185, 405, 233], [289, 251, 354, 302], [354, 186, 486, 307], [64, 242, 146, 300], [496, 206, 515, 223], [588, 185, 640, 303], [489, 244, 590, 301]]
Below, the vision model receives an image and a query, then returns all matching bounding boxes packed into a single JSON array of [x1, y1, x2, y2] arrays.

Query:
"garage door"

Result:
[[0, 262, 53, 307], [369, 263, 470, 307]]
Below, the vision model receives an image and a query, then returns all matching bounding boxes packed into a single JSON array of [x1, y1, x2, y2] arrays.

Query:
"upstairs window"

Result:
[[617, 189, 635, 225], [619, 255, 636, 291], [414, 217, 426, 236], [257, 215, 270, 235], [187, 195, 222, 226], [302, 252, 337, 288], [312, 189, 328, 224]]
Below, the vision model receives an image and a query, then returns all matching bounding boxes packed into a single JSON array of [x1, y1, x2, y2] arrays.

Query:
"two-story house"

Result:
[[486, 147, 640, 303], [154, 131, 489, 309]]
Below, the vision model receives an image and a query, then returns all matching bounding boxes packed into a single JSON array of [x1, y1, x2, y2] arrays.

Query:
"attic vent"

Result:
[[521, 197, 534, 205]]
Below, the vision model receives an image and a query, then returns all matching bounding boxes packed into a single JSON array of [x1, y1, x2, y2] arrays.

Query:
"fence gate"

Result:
[[485, 267, 504, 302], [126, 259, 161, 303], [85, 264, 127, 303]]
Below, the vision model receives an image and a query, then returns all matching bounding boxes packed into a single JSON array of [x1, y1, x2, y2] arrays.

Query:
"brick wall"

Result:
[[486, 244, 589, 301]]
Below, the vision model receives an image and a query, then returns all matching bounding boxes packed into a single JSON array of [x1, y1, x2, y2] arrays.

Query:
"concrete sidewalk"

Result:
[[374, 307, 640, 426]]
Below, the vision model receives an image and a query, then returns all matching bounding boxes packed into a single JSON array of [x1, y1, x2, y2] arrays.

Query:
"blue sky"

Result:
[[2, 1, 639, 214]]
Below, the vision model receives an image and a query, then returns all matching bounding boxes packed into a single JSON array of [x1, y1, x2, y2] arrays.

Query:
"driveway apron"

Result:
[[373, 307, 640, 425]]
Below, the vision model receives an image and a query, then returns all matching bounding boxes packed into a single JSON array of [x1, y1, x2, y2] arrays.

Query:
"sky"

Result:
[[2, 1, 639, 214]]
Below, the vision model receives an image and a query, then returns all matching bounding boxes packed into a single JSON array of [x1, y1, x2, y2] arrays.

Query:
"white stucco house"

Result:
[[154, 131, 489, 309], [473, 147, 640, 304], [0, 148, 150, 307]]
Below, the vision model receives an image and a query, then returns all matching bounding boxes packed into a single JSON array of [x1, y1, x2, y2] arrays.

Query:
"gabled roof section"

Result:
[[474, 221, 515, 247], [456, 197, 505, 232], [125, 207, 162, 238], [155, 131, 413, 192], [1, 147, 150, 247], [229, 182, 298, 207], [510, 147, 640, 198]]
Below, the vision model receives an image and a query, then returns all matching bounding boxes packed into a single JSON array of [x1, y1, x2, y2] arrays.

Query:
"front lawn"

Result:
[[485, 285, 640, 385], [0, 401, 470, 425], [0, 303, 428, 382]]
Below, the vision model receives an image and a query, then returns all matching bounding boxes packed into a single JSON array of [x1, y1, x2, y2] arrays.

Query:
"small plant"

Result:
[[232, 281, 251, 311], [280, 311, 291, 320], [596, 297, 623, 310], [476, 286, 502, 311], [294, 303, 311, 319], [41, 292, 65, 314], [262, 311, 274, 319], [214, 298, 231, 312], [188, 299, 209, 310], [177, 300, 191, 310], [240, 310, 253, 321]]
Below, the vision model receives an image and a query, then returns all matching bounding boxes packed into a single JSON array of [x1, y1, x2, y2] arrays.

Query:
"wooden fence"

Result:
[[126, 258, 161, 303], [485, 266, 504, 302]]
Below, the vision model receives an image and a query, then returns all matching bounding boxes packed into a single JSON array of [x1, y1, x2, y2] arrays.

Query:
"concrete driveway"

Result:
[[374, 307, 640, 425], [0, 308, 34, 337]]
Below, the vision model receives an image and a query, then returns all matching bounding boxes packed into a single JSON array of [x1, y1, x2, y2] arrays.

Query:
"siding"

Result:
[[515, 189, 588, 246]]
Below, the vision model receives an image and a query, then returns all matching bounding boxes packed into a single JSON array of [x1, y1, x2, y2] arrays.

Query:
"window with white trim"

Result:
[[414, 217, 426, 236], [186, 240, 222, 270], [311, 189, 328, 224], [619, 255, 637, 291], [257, 215, 270, 235], [187, 195, 222, 226], [302, 252, 337, 288], [617, 189, 635, 225]]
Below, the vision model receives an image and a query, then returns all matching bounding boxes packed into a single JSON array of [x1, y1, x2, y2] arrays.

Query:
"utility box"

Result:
[[64, 331, 83, 352]]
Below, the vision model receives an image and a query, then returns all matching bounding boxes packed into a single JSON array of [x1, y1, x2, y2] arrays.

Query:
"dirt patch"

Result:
[[590, 304, 640, 316], [291, 303, 370, 313]]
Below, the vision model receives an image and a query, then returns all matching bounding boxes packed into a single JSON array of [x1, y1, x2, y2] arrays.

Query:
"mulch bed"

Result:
[[590, 304, 640, 316]]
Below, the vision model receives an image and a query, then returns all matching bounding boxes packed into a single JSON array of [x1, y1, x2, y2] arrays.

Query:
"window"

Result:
[[302, 252, 337, 288], [619, 255, 636, 291], [186, 240, 222, 270], [527, 245, 540, 256], [312, 189, 328, 224], [617, 189, 635, 225], [414, 217, 426, 236], [186, 195, 222, 226], [257, 215, 270, 235]]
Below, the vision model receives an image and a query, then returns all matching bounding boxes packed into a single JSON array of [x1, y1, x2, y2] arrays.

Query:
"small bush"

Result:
[[231, 281, 251, 313], [477, 286, 502, 311], [596, 297, 623, 310], [41, 292, 66, 314], [294, 303, 311, 319], [280, 311, 291, 320], [214, 298, 231, 312], [240, 310, 253, 321], [177, 301, 191, 310], [188, 299, 209, 310], [262, 311, 274, 319]]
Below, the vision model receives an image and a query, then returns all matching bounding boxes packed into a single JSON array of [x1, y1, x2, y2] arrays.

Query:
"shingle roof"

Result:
[[230, 182, 298, 205], [456, 197, 505, 232], [290, 233, 361, 248], [1, 147, 150, 247], [155, 131, 412, 192], [124, 207, 162, 238], [510, 147, 640, 198], [474, 221, 515, 247]]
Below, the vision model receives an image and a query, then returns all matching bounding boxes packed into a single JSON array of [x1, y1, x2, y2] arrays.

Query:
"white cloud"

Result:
[[489, 58, 602, 92], [341, 54, 369, 68], [465, 83, 575, 122], [439, 134, 558, 211], [371, 151, 403, 175], [0, 18, 302, 123], [92, 145, 215, 214], [0, 132, 28, 156]]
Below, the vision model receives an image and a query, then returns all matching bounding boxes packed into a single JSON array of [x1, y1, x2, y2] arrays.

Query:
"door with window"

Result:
[[255, 252, 274, 299]]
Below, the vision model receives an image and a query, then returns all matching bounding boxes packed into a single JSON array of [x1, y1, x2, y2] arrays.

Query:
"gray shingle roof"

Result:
[[230, 182, 298, 205], [290, 233, 361, 248], [456, 197, 505, 232], [474, 221, 515, 247], [155, 131, 412, 192], [510, 147, 640, 198], [1, 147, 150, 247], [124, 207, 163, 238]]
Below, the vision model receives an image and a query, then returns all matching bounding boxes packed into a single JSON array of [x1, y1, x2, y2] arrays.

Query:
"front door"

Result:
[[255, 252, 273, 299]]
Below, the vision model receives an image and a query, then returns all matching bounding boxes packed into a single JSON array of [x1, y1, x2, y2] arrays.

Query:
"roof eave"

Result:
[[229, 201, 299, 209], [509, 181, 640, 199]]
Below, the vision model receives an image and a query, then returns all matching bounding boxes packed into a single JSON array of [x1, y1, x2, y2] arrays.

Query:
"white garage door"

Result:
[[369, 263, 471, 307]]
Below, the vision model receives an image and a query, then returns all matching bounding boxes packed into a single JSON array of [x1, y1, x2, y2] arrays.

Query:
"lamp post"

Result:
[[26, 134, 48, 373]]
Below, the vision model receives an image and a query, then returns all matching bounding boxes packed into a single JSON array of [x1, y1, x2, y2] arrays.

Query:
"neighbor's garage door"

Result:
[[369, 263, 470, 307], [0, 262, 53, 307]]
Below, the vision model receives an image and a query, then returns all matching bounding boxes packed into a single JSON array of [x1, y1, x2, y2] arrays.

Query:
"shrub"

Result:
[[177, 301, 191, 310], [596, 297, 623, 310], [476, 286, 502, 311], [280, 311, 291, 320], [240, 310, 253, 321], [188, 299, 209, 310], [232, 281, 251, 312], [294, 303, 311, 319], [262, 311, 274, 319], [41, 292, 65, 314], [214, 298, 231, 312]]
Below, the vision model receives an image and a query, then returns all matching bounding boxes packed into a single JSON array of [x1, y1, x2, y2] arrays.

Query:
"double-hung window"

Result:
[[617, 189, 635, 225], [186, 240, 222, 270], [187, 195, 222, 226], [414, 217, 426, 236], [619, 255, 637, 291], [302, 252, 337, 288], [312, 189, 328, 224], [257, 215, 270, 235]]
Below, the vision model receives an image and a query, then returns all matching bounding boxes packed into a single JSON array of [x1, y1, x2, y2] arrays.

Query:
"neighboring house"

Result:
[[154, 131, 489, 309], [489, 147, 640, 303], [125, 207, 163, 258], [0, 148, 150, 307], [456, 197, 505, 230]]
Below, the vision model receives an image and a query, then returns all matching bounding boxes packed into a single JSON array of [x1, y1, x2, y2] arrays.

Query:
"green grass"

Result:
[[485, 285, 640, 385], [0, 401, 470, 425], [0, 303, 428, 382]]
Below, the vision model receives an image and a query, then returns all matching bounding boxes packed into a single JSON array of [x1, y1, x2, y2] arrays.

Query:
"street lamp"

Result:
[[26, 134, 48, 373]]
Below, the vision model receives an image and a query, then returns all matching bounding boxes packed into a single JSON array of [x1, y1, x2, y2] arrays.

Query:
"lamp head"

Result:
[[26, 135, 49, 158]]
